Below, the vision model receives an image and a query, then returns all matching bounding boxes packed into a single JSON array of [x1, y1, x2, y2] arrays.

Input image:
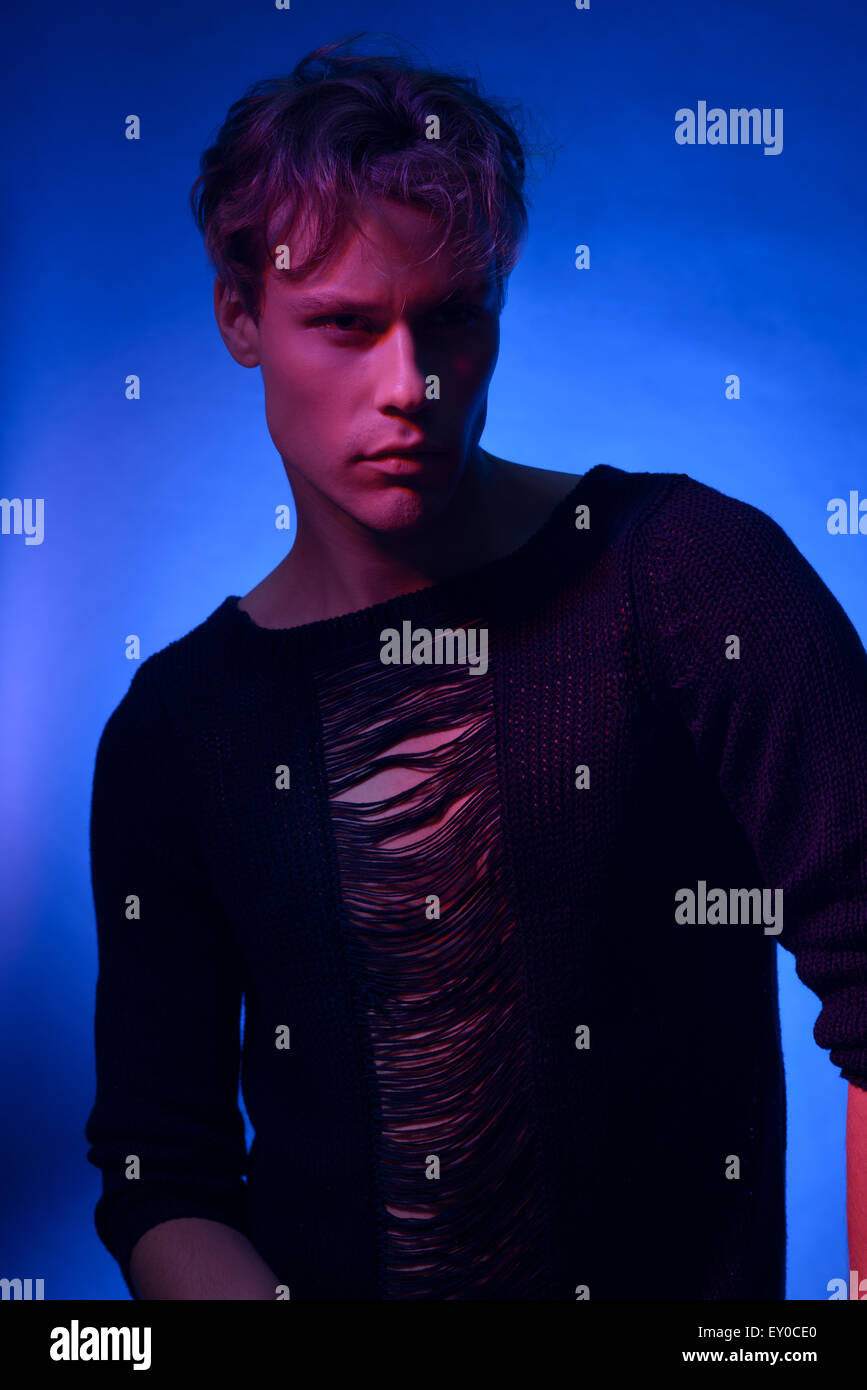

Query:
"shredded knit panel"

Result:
[[312, 626, 548, 1299]]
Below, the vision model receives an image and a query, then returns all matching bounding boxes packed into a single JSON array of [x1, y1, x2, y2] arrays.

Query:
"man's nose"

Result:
[[372, 321, 429, 413]]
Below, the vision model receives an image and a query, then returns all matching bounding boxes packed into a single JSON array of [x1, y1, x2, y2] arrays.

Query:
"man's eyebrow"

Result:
[[291, 282, 492, 314]]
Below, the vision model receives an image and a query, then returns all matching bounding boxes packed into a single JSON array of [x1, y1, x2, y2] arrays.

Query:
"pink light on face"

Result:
[[233, 197, 501, 537]]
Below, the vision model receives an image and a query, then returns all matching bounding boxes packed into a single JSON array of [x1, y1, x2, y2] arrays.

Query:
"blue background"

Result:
[[2, 0, 865, 1299]]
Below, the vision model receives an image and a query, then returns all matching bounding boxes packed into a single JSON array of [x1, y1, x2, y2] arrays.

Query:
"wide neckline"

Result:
[[215, 465, 599, 655]]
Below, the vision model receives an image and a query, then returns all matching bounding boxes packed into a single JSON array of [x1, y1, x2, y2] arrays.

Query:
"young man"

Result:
[[85, 37, 867, 1300]]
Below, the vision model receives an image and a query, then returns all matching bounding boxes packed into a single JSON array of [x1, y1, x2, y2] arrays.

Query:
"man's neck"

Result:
[[239, 448, 569, 630]]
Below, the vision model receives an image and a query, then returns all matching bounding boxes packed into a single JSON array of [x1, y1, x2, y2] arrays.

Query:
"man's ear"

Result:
[[213, 277, 261, 368]]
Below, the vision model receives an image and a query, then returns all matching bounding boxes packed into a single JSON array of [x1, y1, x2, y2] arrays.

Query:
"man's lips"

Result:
[[359, 445, 446, 460], [362, 454, 439, 474], [357, 446, 447, 477]]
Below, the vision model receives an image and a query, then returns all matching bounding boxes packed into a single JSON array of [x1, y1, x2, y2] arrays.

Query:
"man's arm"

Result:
[[85, 663, 255, 1297], [129, 1219, 280, 1300], [631, 478, 867, 1261], [847, 1084, 867, 1278]]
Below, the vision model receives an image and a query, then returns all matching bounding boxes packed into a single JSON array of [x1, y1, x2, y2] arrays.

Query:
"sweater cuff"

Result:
[[94, 1184, 251, 1299]]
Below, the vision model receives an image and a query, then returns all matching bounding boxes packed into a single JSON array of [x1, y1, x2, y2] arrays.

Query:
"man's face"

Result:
[[217, 198, 501, 535]]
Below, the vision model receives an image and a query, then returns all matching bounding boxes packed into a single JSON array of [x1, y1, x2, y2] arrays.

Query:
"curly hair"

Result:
[[189, 32, 545, 321]]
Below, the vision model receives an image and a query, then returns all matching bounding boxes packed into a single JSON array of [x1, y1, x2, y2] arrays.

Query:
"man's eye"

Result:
[[316, 306, 482, 336], [319, 315, 369, 334], [435, 306, 482, 326]]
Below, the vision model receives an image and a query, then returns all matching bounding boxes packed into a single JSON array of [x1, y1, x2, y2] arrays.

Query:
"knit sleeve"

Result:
[[630, 476, 867, 1091], [84, 661, 251, 1296]]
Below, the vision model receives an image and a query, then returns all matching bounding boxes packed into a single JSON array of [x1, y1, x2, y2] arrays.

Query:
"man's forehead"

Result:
[[285, 272, 494, 310], [267, 198, 495, 306]]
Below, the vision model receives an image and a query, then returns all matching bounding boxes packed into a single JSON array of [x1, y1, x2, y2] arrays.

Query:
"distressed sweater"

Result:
[[84, 463, 867, 1300]]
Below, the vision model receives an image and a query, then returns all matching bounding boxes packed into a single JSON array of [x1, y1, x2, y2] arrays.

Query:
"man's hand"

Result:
[[129, 1218, 281, 1299], [847, 1082, 867, 1286]]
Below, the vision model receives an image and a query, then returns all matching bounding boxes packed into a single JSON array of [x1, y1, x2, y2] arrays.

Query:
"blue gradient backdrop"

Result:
[[2, 0, 865, 1299]]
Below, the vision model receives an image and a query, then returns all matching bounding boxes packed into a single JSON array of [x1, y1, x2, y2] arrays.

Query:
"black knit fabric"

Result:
[[84, 464, 867, 1299]]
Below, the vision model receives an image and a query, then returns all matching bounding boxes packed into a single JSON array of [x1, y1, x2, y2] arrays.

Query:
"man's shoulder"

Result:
[[571, 464, 789, 560], [506, 460, 681, 528], [103, 598, 242, 737], [621, 467, 799, 576], [623, 469, 838, 670], [508, 460, 788, 564]]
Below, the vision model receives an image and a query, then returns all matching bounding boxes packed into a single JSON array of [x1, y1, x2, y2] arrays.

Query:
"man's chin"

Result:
[[350, 481, 446, 534]]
